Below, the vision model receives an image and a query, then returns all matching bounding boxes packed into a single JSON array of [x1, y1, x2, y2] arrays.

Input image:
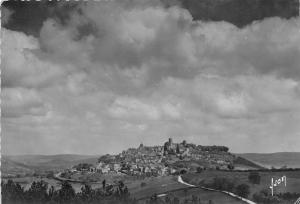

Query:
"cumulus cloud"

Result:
[[108, 96, 182, 121], [109, 97, 161, 120], [2, 28, 66, 88], [2, 0, 300, 154], [2, 88, 50, 118]]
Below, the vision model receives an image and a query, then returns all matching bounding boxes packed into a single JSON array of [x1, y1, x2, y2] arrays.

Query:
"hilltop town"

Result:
[[67, 138, 235, 178]]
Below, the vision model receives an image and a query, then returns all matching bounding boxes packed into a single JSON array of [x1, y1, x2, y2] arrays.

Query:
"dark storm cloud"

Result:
[[2, 0, 298, 36], [2, 7, 14, 25], [2, 0, 80, 36], [179, 0, 299, 27]]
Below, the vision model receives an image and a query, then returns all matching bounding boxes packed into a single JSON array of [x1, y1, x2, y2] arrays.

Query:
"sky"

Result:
[[2, 0, 300, 155]]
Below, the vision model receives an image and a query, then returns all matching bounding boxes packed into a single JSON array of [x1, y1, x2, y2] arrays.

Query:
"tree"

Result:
[[48, 185, 56, 200], [180, 169, 187, 174], [228, 164, 235, 170], [1, 180, 25, 202], [235, 184, 250, 198], [116, 180, 130, 201], [176, 144, 180, 154], [102, 179, 106, 189], [26, 180, 49, 202], [58, 181, 76, 203], [80, 184, 94, 202], [248, 172, 261, 184], [118, 180, 125, 194], [150, 193, 158, 204], [165, 195, 171, 203]]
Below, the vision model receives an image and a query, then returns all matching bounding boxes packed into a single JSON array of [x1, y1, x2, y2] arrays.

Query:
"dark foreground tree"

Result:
[[26, 180, 49, 202], [57, 181, 76, 203], [2, 180, 25, 203]]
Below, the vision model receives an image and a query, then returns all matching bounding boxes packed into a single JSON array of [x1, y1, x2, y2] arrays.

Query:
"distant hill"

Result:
[[236, 152, 300, 168], [233, 156, 265, 170], [1, 154, 100, 175]]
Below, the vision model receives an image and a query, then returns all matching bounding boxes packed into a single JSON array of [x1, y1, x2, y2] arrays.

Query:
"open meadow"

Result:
[[182, 170, 300, 198]]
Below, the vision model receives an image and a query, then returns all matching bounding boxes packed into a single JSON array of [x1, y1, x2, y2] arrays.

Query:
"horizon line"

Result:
[[3, 151, 300, 157]]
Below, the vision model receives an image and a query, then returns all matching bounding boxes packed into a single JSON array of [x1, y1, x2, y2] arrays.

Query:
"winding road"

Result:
[[177, 176, 257, 204]]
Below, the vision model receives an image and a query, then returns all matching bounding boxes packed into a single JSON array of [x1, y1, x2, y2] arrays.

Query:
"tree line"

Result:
[[2, 179, 137, 204]]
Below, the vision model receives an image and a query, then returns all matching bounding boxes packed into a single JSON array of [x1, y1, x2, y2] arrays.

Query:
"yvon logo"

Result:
[[269, 176, 286, 196]]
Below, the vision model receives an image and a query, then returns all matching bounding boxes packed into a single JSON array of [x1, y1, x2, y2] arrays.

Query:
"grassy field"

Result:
[[128, 176, 185, 199], [182, 170, 300, 197], [144, 187, 245, 204], [129, 176, 245, 204]]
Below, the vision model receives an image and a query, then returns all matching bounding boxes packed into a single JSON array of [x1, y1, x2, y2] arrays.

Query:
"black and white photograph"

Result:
[[1, 0, 300, 203]]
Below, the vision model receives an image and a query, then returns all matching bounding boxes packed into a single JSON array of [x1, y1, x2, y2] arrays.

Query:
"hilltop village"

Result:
[[69, 138, 235, 177]]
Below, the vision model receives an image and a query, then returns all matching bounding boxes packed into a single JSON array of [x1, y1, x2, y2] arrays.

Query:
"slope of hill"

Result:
[[233, 156, 265, 170], [1, 157, 34, 176], [2, 154, 100, 175], [236, 152, 300, 168]]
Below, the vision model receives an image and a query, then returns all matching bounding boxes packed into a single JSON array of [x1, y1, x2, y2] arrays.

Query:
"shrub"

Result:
[[252, 189, 282, 204], [196, 166, 203, 173], [235, 183, 250, 198]]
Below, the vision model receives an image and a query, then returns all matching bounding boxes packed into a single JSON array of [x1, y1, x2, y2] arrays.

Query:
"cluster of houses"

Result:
[[69, 138, 234, 176], [92, 138, 234, 175]]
